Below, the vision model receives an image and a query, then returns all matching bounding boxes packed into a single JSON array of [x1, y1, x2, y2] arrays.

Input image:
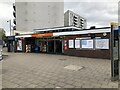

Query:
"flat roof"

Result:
[[53, 28, 111, 36], [34, 26, 110, 32], [34, 26, 81, 32], [15, 27, 111, 38]]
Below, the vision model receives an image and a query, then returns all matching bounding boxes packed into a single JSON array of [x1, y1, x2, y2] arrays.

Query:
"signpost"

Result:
[[111, 22, 119, 81]]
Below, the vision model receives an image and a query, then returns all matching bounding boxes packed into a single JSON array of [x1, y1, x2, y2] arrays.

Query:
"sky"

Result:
[[0, 2, 14, 36], [64, 1, 118, 28], [0, 0, 119, 36]]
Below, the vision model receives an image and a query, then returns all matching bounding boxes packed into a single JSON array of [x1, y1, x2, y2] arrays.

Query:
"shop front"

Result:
[[15, 35, 63, 54], [29, 37, 63, 54], [14, 26, 111, 59]]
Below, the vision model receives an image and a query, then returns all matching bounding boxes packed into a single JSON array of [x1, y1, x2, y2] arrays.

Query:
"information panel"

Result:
[[110, 22, 119, 81], [17, 40, 22, 51], [68, 40, 74, 48], [75, 39, 80, 48], [95, 39, 109, 49], [81, 39, 93, 49]]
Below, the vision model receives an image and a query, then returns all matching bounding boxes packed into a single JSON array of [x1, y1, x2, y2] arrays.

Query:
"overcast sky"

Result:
[[0, 0, 119, 36], [64, 1, 118, 27]]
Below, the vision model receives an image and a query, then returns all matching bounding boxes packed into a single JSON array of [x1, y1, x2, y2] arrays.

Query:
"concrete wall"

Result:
[[64, 10, 69, 26], [16, 2, 64, 32]]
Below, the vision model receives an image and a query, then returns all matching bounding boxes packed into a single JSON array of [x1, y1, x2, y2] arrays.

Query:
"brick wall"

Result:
[[63, 33, 111, 59]]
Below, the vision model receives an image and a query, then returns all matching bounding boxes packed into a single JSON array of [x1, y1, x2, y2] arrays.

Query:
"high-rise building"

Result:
[[14, 2, 64, 32], [64, 10, 87, 29]]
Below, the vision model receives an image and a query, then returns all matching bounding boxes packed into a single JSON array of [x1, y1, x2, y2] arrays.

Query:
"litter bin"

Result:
[[34, 46, 40, 53]]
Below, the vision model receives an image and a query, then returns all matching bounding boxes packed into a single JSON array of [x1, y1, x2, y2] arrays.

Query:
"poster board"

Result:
[[75, 39, 80, 48], [95, 39, 109, 49], [81, 39, 93, 49], [68, 40, 74, 48], [17, 40, 22, 51]]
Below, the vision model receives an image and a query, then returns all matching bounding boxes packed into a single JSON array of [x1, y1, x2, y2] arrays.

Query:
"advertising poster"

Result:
[[75, 39, 80, 48], [95, 39, 109, 49], [69, 40, 74, 48], [81, 39, 93, 49], [17, 40, 22, 51]]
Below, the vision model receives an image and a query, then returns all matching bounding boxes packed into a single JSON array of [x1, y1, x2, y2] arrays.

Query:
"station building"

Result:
[[8, 26, 111, 59]]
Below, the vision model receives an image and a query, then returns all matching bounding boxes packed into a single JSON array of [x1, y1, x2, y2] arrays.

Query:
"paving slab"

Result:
[[1, 49, 119, 89]]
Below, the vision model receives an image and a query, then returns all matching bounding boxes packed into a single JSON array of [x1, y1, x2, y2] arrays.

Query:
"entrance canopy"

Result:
[[15, 26, 111, 38]]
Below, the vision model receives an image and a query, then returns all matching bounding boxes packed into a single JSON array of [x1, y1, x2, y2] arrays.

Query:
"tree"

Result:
[[0, 28, 6, 41]]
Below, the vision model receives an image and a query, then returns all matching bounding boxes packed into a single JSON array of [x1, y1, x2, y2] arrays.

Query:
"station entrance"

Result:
[[25, 37, 63, 54], [25, 38, 36, 53], [47, 40, 54, 53], [47, 40, 62, 54]]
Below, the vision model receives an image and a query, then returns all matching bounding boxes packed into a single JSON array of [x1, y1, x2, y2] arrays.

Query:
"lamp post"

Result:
[[7, 20, 12, 36]]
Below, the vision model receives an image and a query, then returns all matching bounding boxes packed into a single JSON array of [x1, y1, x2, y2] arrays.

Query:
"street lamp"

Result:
[[7, 20, 12, 36]]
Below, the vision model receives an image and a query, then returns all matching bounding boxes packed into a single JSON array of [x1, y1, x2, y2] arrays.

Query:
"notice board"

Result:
[[75, 39, 80, 48], [81, 39, 93, 49], [95, 39, 109, 49], [68, 40, 74, 48]]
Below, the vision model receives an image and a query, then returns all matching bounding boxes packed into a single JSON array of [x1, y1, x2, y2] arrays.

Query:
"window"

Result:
[[75, 39, 80, 48], [95, 39, 109, 49], [68, 40, 74, 48], [81, 39, 93, 49]]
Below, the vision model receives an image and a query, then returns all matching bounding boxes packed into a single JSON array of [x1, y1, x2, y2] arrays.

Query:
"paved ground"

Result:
[[1, 48, 119, 88]]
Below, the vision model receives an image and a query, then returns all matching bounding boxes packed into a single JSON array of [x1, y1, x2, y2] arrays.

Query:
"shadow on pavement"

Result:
[[2, 55, 9, 60]]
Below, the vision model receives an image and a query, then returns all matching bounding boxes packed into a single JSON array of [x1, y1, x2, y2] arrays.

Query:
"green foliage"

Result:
[[0, 28, 6, 41]]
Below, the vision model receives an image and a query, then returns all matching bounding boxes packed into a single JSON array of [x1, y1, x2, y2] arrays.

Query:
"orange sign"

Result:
[[32, 33, 53, 37]]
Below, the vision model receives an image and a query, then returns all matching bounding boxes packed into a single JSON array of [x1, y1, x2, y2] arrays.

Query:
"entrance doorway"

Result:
[[25, 38, 36, 53], [55, 40, 62, 54], [47, 40, 62, 54], [47, 40, 54, 53]]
